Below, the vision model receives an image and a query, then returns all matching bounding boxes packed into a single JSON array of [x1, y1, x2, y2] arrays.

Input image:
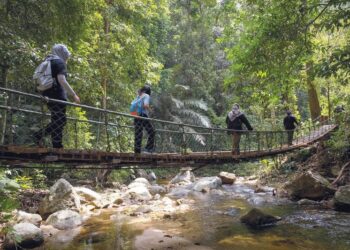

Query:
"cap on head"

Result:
[[52, 44, 71, 62], [140, 85, 151, 95], [286, 110, 292, 115]]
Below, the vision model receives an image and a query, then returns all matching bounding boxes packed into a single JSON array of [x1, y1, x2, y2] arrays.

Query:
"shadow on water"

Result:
[[38, 182, 350, 250]]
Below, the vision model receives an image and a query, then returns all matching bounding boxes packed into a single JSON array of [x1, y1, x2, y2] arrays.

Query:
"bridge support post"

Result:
[[181, 124, 186, 155], [104, 110, 111, 152], [210, 129, 214, 155], [74, 121, 78, 149]]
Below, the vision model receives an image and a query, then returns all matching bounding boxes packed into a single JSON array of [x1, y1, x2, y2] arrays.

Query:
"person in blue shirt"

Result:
[[134, 85, 155, 154]]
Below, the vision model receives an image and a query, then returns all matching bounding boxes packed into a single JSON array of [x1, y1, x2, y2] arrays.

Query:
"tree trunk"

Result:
[[95, 169, 112, 187], [306, 61, 321, 120], [0, 66, 8, 144], [96, 0, 113, 186], [1, 66, 7, 87], [327, 81, 331, 118]]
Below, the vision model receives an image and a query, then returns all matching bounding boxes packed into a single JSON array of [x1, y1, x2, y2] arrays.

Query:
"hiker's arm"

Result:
[[294, 117, 299, 127], [241, 115, 253, 131], [57, 74, 80, 103]]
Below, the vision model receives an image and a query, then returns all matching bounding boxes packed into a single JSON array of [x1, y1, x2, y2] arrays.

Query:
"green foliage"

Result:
[[0, 0, 349, 188], [0, 171, 20, 212], [327, 111, 350, 158], [109, 169, 132, 184], [15, 175, 33, 190], [64, 107, 94, 149]]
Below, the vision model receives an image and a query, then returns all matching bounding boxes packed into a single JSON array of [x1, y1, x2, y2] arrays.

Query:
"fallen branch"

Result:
[[332, 161, 350, 186]]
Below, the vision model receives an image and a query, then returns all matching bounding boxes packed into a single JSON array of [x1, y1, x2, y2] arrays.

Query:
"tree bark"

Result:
[[0, 66, 9, 144], [332, 161, 350, 186], [306, 61, 321, 120], [327, 81, 331, 118]]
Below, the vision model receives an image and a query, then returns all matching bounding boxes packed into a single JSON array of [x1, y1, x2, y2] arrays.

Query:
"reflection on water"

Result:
[[40, 182, 350, 250]]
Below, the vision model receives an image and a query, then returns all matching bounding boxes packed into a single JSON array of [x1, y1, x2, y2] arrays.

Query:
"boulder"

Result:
[[133, 178, 151, 186], [16, 211, 42, 227], [45, 209, 83, 230], [283, 171, 336, 200], [149, 185, 167, 195], [127, 178, 150, 189], [240, 208, 281, 228], [167, 187, 191, 199], [218, 172, 236, 185], [148, 172, 157, 182], [334, 185, 350, 212], [192, 177, 222, 192], [4, 223, 44, 250], [39, 178, 81, 218], [126, 186, 152, 201], [170, 169, 195, 185], [74, 187, 101, 202], [135, 170, 157, 182], [297, 199, 320, 206]]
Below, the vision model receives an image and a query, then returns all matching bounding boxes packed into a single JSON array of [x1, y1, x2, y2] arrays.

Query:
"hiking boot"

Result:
[[142, 148, 154, 154]]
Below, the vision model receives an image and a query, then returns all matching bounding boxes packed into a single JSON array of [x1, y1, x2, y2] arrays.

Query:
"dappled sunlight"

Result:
[[218, 234, 323, 250]]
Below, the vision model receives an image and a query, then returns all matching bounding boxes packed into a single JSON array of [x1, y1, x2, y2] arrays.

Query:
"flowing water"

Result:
[[40, 182, 350, 250]]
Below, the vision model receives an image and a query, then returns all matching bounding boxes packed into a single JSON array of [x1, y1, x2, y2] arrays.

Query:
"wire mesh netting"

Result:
[[0, 87, 335, 156]]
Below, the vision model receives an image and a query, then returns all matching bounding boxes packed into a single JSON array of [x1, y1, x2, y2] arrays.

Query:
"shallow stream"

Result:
[[39, 182, 350, 250]]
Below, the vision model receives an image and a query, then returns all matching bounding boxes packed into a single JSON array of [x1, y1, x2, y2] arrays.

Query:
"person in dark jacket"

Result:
[[283, 110, 299, 145], [226, 104, 253, 155], [33, 44, 80, 148]]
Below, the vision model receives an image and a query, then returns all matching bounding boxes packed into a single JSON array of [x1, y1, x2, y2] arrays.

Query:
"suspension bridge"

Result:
[[0, 87, 337, 169]]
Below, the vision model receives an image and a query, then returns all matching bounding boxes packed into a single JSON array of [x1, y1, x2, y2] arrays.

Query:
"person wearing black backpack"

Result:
[[133, 85, 155, 154], [283, 110, 299, 145], [226, 104, 253, 155], [33, 44, 80, 148]]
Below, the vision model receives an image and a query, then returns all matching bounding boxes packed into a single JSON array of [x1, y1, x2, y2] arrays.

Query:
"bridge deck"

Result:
[[0, 124, 337, 168]]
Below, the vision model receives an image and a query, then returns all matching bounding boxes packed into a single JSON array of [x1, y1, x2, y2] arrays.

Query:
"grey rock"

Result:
[[192, 177, 222, 192], [46, 210, 83, 230], [334, 185, 350, 212], [240, 208, 281, 228], [39, 179, 81, 218], [4, 223, 44, 250], [283, 171, 336, 200], [218, 172, 236, 185], [16, 211, 42, 227]]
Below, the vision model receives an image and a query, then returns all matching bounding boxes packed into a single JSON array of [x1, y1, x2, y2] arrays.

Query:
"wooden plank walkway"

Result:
[[0, 124, 337, 168]]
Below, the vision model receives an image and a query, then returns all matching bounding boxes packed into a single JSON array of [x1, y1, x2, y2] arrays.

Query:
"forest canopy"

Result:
[[0, 0, 349, 128]]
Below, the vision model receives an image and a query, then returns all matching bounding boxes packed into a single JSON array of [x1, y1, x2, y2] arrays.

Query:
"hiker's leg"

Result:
[[144, 119, 155, 151], [33, 102, 54, 144], [232, 132, 241, 154], [287, 130, 293, 145], [50, 104, 66, 148], [134, 118, 143, 153]]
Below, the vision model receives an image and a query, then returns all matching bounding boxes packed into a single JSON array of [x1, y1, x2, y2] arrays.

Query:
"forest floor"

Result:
[[259, 141, 350, 191]]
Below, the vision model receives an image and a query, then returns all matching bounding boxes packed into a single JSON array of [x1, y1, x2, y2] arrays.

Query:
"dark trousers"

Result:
[[287, 130, 294, 145], [134, 114, 155, 153], [34, 103, 67, 148]]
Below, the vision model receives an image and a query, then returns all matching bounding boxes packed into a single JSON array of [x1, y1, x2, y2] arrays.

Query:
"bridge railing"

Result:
[[0, 87, 333, 155]]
